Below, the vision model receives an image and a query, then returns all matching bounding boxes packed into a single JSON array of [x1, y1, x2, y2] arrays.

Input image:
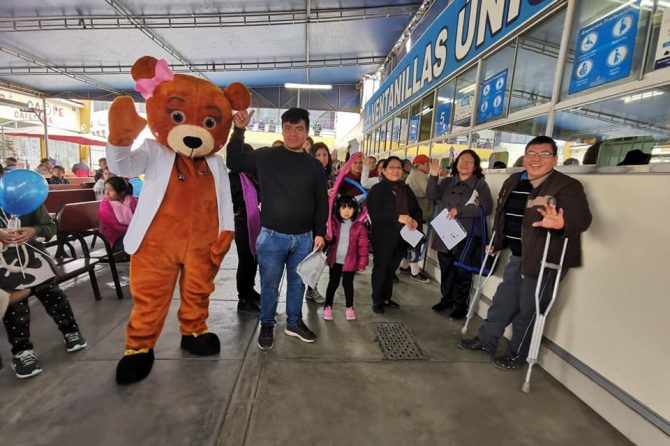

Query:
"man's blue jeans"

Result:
[[256, 227, 313, 327]]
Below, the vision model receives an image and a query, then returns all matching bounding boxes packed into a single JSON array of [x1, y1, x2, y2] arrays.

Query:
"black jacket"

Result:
[[367, 179, 423, 242]]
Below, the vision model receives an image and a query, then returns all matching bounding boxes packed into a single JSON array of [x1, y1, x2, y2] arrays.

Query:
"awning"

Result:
[[1, 125, 107, 146]]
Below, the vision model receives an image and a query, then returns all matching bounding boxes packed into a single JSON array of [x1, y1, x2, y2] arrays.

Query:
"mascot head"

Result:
[[132, 56, 251, 157]]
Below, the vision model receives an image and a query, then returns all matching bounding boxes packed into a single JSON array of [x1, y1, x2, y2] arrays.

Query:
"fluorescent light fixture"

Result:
[[621, 90, 664, 103], [285, 83, 332, 90], [459, 84, 476, 94], [438, 96, 453, 103], [420, 107, 433, 116]]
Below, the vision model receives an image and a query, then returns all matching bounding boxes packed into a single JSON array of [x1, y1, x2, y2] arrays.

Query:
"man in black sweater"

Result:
[[227, 107, 328, 350]]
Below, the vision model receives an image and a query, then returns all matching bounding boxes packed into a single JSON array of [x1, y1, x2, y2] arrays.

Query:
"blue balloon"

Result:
[[129, 177, 143, 197], [0, 169, 49, 216], [343, 177, 367, 198]]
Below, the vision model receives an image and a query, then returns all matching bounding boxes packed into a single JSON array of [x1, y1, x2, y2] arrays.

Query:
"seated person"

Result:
[[98, 176, 137, 252], [47, 165, 70, 184], [93, 167, 115, 199], [1, 204, 87, 379]]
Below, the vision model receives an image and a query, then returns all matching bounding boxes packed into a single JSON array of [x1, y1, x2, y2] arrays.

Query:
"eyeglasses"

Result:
[[385, 166, 403, 171], [525, 151, 555, 158]]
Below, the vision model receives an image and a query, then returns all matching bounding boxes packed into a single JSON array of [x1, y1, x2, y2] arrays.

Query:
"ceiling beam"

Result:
[[0, 43, 123, 95], [0, 56, 386, 75], [0, 4, 419, 32], [103, 0, 207, 79]]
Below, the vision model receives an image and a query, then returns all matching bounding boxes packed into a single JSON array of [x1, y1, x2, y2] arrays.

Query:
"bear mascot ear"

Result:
[[224, 82, 252, 111], [131, 56, 159, 81]]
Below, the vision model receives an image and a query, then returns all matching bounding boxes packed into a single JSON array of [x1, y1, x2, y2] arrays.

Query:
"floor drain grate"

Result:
[[373, 322, 425, 360]]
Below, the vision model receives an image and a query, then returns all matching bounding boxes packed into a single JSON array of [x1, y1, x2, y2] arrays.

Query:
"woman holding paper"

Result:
[[427, 150, 493, 320], [367, 156, 423, 314]]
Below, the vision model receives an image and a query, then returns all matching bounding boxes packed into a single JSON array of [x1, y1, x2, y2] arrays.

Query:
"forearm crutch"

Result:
[[521, 233, 568, 394], [461, 231, 500, 335]]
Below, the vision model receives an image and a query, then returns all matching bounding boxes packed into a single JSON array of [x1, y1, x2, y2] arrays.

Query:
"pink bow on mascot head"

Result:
[[134, 59, 174, 100], [327, 151, 368, 239]]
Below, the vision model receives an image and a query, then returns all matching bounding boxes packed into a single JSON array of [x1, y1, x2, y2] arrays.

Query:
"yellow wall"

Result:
[[79, 101, 92, 162]]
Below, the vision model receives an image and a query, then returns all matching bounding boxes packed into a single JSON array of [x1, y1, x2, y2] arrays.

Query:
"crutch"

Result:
[[461, 231, 500, 335], [521, 232, 568, 394]]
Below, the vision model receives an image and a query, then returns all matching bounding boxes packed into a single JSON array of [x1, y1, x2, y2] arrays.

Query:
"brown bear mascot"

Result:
[[106, 56, 251, 384]]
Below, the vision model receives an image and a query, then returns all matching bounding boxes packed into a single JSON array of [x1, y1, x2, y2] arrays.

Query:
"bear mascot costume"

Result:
[[106, 56, 251, 384]]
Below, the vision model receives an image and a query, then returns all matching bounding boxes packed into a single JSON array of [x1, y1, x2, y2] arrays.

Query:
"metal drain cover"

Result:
[[373, 322, 425, 360]]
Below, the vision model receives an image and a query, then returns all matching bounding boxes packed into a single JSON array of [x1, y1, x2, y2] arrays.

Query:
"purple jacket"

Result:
[[326, 218, 369, 272]]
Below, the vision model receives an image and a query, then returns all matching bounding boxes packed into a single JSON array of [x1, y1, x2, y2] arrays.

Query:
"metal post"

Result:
[[42, 97, 49, 157]]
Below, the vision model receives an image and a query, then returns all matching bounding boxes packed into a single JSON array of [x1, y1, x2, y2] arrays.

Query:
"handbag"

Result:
[[453, 206, 498, 276]]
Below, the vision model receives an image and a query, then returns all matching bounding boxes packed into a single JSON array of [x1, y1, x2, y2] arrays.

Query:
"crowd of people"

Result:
[[0, 106, 591, 379]]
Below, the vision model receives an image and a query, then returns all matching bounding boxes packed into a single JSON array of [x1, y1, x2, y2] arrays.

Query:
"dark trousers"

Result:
[[2, 281, 79, 354], [437, 250, 474, 311], [371, 236, 406, 306], [325, 263, 355, 307], [234, 219, 259, 301], [477, 256, 560, 360]]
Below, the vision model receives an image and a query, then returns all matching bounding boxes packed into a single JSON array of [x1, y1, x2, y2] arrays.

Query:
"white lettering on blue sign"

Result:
[[364, 0, 554, 131]]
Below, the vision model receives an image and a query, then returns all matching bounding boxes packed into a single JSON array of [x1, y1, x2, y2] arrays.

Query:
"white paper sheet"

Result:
[[400, 225, 424, 248], [296, 250, 327, 289], [430, 208, 467, 250]]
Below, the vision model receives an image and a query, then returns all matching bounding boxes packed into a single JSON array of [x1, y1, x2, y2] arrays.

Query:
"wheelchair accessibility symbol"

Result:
[[576, 60, 593, 78], [482, 84, 490, 96], [607, 45, 628, 67], [581, 32, 598, 52]]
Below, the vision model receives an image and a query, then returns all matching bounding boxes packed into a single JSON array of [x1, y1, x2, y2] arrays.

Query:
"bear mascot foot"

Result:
[[116, 349, 155, 385], [180, 332, 220, 356]]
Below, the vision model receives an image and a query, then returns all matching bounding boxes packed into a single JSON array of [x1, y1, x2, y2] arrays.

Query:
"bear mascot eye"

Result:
[[170, 110, 185, 124], [203, 116, 217, 129]]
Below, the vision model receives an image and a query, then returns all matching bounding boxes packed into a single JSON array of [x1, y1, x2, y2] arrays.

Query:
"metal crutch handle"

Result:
[[521, 232, 568, 393], [461, 231, 499, 335]]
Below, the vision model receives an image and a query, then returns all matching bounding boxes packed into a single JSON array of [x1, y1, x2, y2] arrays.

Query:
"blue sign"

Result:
[[569, 4, 640, 94], [434, 101, 452, 137], [364, 0, 555, 130], [408, 116, 419, 143], [478, 69, 507, 122]]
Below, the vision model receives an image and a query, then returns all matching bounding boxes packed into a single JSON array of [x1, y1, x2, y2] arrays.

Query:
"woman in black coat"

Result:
[[367, 156, 423, 313]]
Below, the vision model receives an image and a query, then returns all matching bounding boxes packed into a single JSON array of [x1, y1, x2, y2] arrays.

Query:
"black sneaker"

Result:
[[493, 354, 525, 371], [237, 299, 260, 314], [284, 320, 317, 343], [11, 349, 43, 379], [399, 266, 411, 275], [432, 300, 452, 312], [384, 299, 400, 309], [372, 304, 385, 314], [449, 308, 467, 320], [257, 324, 274, 350], [410, 272, 431, 284], [458, 337, 490, 353], [64, 331, 87, 352]]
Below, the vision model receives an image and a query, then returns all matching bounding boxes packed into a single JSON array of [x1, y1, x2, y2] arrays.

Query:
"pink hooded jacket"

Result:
[[326, 217, 369, 272]]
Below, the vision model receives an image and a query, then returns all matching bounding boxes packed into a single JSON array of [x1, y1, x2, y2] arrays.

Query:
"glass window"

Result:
[[419, 92, 435, 142], [434, 81, 456, 138], [379, 123, 387, 153], [384, 120, 393, 152], [510, 11, 565, 114], [399, 109, 409, 146], [373, 127, 380, 154], [561, 1, 652, 99], [645, 2, 670, 73], [391, 114, 402, 150], [431, 135, 470, 168], [474, 115, 548, 168], [453, 67, 478, 132], [408, 102, 421, 144], [477, 42, 516, 124], [553, 86, 670, 165]]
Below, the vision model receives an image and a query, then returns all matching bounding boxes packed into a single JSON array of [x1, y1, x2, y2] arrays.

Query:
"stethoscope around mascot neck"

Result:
[[175, 154, 211, 181]]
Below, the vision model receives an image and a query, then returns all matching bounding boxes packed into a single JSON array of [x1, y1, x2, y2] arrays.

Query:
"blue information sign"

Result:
[[408, 116, 419, 143], [478, 69, 508, 123], [434, 102, 452, 137], [569, 4, 640, 94]]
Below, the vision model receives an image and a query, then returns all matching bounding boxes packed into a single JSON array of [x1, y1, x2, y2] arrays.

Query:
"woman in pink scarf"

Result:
[[98, 176, 138, 252]]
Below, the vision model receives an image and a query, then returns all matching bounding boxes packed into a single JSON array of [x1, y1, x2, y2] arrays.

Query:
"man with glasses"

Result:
[[459, 136, 592, 370], [227, 107, 328, 350]]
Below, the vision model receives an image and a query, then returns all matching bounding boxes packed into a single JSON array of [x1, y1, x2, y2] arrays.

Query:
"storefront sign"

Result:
[[453, 95, 472, 123], [569, 3, 640, 94], [364, 0, 556, 130], [478, 69, 508, 122], [434, 101, 452, 137], [0, 88, 80, 130], [654, 8, 670, 70]]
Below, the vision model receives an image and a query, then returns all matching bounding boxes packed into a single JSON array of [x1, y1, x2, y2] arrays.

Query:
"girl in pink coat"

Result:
[[98, 176, 138, 252], [323, 196, 369, 321]]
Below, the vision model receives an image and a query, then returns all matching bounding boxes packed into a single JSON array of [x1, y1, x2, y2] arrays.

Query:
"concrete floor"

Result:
[[0, 246, 632, 446]]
